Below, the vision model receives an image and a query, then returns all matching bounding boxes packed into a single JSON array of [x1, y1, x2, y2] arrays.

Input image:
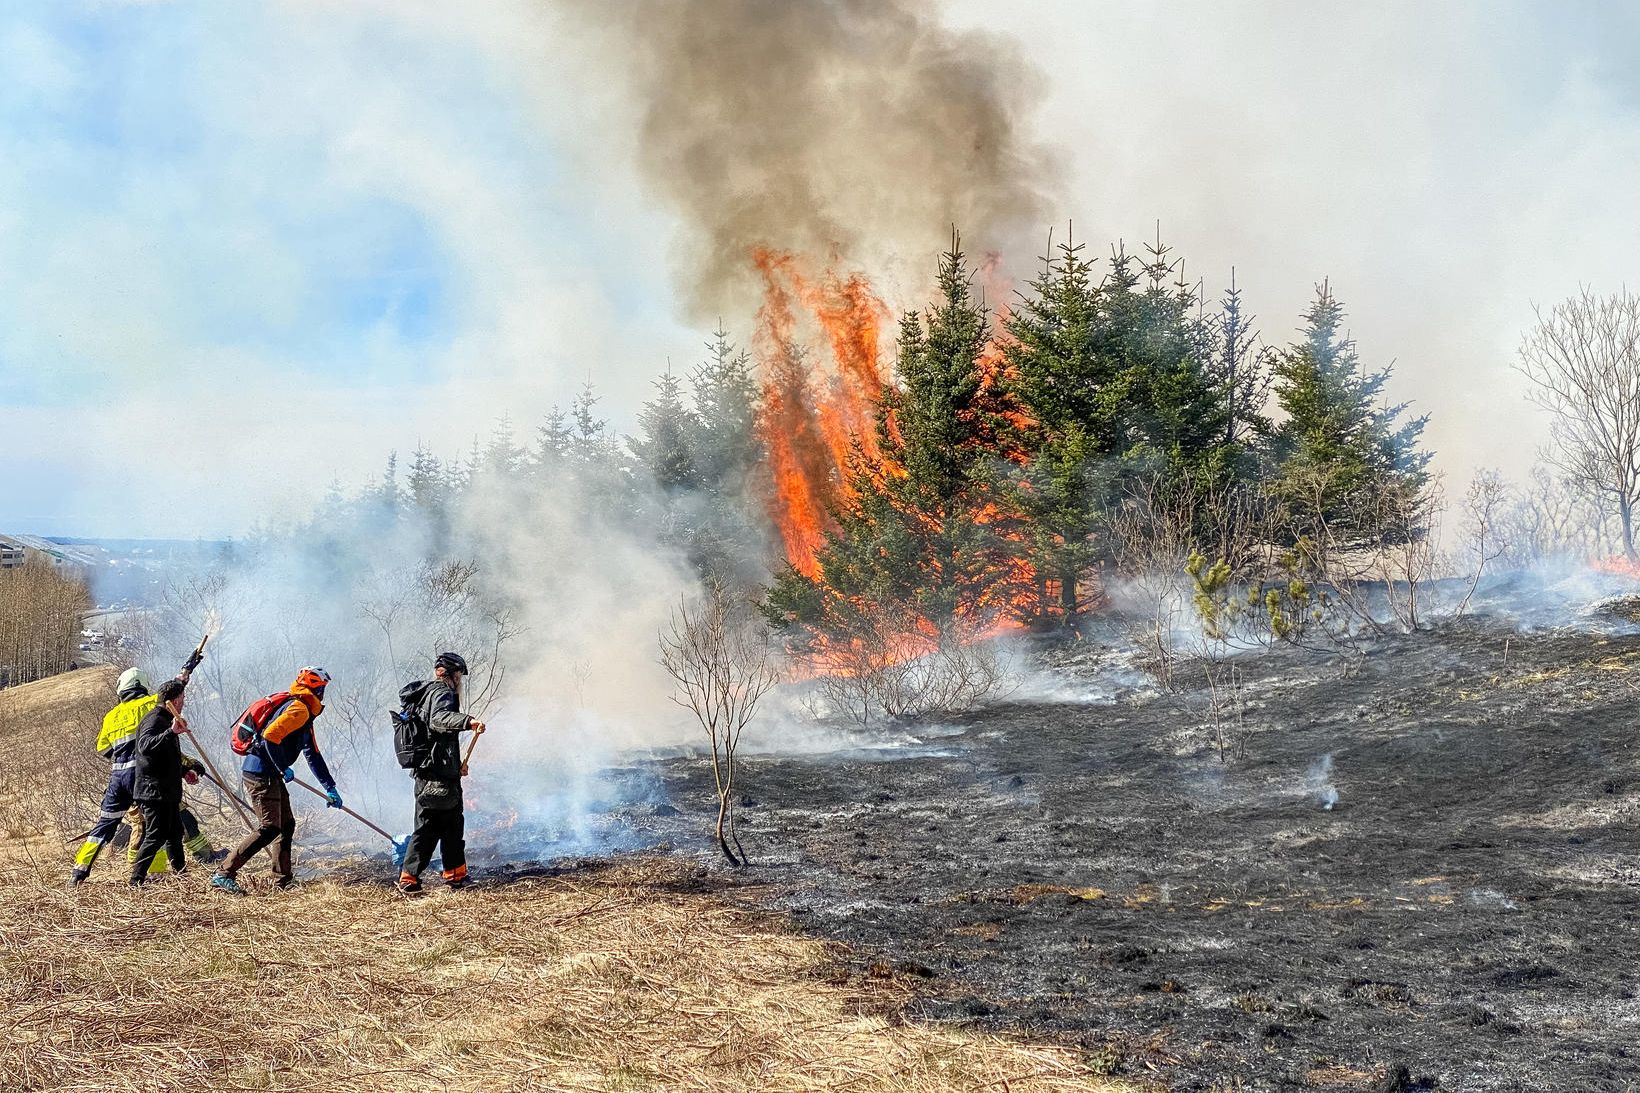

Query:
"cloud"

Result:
[[5, 0, 1640, 535], [0, 1, 686, 536], [938, 0, 1640, 487]]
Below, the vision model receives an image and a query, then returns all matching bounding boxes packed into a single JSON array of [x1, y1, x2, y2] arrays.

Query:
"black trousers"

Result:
[[129, 801, 185, 885], [402, 790, 466, 881]]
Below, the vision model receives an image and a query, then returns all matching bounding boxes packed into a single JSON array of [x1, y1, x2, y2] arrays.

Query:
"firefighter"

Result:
[[210, 667, 342, 896], [129, 680, 197, 886], [68, 661, 219, 886], [395, 652, 485, 895]]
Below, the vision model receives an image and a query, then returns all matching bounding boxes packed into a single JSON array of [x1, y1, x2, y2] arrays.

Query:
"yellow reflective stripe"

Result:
[[73, 839, 104, 867]]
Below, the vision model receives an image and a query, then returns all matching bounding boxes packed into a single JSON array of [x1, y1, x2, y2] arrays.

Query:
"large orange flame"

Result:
[[752, 248, 890, 577], [749, 248, 1068, 646]]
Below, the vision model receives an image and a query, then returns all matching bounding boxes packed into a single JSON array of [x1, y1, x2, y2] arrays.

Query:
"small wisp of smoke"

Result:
[[1308, 753, 1340, 811]]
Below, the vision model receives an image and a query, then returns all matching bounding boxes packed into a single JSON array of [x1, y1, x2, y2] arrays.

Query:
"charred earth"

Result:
[[612, 613, 1640, 1090]]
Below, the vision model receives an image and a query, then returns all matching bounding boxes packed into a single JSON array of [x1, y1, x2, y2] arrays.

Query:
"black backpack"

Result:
[[391, 696, 431, 771]]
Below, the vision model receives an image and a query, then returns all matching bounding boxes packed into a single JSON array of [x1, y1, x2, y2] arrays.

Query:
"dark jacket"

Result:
[[398, 679, 473, 797], [132, 705, 193, 804]]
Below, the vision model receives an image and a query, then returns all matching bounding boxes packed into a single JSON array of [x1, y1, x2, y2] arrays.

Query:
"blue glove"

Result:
[[282, 767, 295, 784], [325, 789, 343, 810]]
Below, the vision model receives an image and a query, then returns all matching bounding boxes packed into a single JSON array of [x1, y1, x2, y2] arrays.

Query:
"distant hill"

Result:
[[0, 533, 229, 608]]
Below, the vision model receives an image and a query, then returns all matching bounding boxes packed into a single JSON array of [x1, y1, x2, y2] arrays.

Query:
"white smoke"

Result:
[[126, 464, 704, 858], [1307, 753, 1339, 811]]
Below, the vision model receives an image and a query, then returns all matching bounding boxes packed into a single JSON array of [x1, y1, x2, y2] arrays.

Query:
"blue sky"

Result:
[[3, 1, 1640, 537], [0, 1, 685, 536]]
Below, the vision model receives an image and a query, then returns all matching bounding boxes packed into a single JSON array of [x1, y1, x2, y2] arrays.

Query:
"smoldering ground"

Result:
[[596, 612, 1640, 1091]]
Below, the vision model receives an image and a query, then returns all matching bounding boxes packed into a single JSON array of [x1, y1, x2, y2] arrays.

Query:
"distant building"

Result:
[[0, 540, 25, 569]]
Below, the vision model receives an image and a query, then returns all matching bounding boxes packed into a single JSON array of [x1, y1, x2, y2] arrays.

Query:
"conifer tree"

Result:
[[406, 444, 444, 511], [371, 451, 402, 519], [769, 235, 1007, 636], [1211, 269, 1273, 453], [1120, 236, 1238, 486], [1269, 281, 1430, 541], [689, 325, 763, 493], [483, 415, 525, 479], [533, 408, 574, 473], [633, 369, 701, 492], [999, 234, 1109, 623]]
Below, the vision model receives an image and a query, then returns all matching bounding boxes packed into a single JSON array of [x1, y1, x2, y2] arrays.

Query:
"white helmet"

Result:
[[117, 667, 152, 695]]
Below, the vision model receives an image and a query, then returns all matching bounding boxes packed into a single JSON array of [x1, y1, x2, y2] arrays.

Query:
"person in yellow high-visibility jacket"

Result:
[[68, 662, 222, 885]]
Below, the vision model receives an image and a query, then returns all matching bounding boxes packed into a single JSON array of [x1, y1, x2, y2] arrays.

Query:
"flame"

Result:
[[749, 247, 1077, 654], [1594, 555, 1640, 580], [752, 248, 890, 577]]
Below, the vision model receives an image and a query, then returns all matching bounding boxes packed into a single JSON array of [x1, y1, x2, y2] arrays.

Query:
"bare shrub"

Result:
[[1109, 476, 1273, 681], [1516, 287, 1640, 558], [1455, 469, 1510, 616], [1200, 658, 1247, 764], [659, 582, 778, 867], [1108, 479, 1196, 682], [801, 603, 1016, 725], [1492, 458, 1617, 567]]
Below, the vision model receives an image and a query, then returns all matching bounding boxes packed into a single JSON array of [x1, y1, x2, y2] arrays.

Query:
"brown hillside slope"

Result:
[[0, 670, 1132, 1092], [0, 665, 115, 735]]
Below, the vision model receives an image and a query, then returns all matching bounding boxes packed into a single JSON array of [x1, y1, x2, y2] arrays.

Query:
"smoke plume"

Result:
[[566, 0, 1062, 317]]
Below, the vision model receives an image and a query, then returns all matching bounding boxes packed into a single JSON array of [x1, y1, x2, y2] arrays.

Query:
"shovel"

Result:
[[291, 777, 411, 866]]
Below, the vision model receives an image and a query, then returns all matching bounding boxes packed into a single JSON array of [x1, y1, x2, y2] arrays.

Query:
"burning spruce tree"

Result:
[[765, 238, 1023, 672]]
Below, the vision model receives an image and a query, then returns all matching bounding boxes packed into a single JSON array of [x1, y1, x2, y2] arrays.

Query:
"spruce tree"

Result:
[[370, 451, 402, 520], [769, 235, 1007, 637], [483, 415, 525, 479], [632, 369, 701, 492], [689, 325, 763, 493], [1211, 269, 1273, 454], [533, 407, 574, 472], [406, 444, 444, 511], [999, 235, 1109, 623], [1269, 281, 1430, 541]]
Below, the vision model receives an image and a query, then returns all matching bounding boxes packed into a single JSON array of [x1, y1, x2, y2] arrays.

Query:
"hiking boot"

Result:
[[67, 870, 88, 889], [446, 876, 478, 892], [210, 873, 247, 897], [273, 877, 296, 891], [395, 876, 424, 897], [201, 847, 230, 866]]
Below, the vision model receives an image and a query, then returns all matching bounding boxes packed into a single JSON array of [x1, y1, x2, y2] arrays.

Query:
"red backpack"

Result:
[[229, 692, 292, 756]]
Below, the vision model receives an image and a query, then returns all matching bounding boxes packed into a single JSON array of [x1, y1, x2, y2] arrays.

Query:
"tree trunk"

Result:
[[714, 791, 740, 866], [1624, 499, 1636, 562], [1059, 570, 1078, 626]]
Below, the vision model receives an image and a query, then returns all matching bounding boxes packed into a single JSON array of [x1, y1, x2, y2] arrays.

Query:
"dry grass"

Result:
[[0, 858, 1127, 1092], [0, 670, 1131, 1092], [0, 666, 115, 841]]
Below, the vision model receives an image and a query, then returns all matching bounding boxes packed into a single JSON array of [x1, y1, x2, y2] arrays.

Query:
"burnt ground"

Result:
[[613, 615, 1640, 1091]]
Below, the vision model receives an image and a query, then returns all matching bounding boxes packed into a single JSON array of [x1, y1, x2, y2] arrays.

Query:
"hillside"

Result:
[[0, 669, 1126, 1092]]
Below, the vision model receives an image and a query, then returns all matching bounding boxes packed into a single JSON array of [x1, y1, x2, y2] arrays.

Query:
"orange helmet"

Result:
[[293, 666, 331, 693]]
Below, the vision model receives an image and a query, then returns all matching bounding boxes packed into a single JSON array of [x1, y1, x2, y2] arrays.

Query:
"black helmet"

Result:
[[434, 651, 469, 676]]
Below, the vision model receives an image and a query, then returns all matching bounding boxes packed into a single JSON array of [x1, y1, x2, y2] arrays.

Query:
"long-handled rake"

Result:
[[291, 777, 411, 866]]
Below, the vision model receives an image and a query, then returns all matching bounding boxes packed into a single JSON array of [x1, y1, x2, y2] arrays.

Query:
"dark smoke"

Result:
[[568, 0, 1061, 316]]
